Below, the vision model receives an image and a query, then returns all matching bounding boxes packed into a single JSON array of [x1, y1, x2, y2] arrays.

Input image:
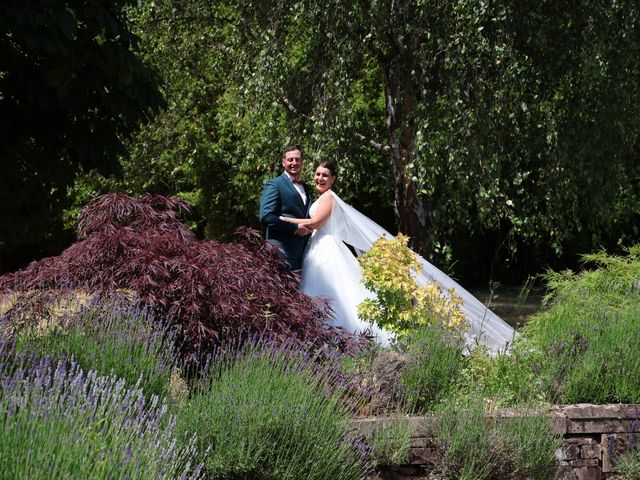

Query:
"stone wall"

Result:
[[352, 404, 640, 480]]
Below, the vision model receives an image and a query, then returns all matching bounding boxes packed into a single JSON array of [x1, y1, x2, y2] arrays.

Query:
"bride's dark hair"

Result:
[[317, 160, 338, 178]]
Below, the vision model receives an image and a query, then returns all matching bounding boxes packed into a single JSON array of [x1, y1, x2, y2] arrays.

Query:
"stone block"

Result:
[[562, 404, 638, 420], [554, 465, 578, 480], [581, 444, 601, 460], [562, 404, 601, 419], [562, 404, 640, 421], [406, 447, 438, 465], [567, 419, 633, 434], [618, 404, 640, 420], [572, 466, 601, 480], [564, 437, 597, 446], [411, 436, 437, 449], [551, 414, 569, 435], [409, 417, 435, 438], [569, 459, 598, 467], [557, 444, 581, 462]]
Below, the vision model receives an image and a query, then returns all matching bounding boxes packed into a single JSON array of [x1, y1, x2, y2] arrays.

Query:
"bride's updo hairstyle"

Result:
[[317, 160, 338, 178]]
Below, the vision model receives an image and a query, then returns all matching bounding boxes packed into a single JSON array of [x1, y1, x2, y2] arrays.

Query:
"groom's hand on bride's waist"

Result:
[[295, 225, 311, 236]]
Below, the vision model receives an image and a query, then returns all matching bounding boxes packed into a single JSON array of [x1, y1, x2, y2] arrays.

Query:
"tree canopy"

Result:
[[222, 0, 640, 274], [0, 0, 163, 269], [4, 0, 639, 282]]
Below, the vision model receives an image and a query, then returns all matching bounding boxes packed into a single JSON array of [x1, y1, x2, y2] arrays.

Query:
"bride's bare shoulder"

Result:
[[316, 190, 335, 207], [320, 190, 335, 200]]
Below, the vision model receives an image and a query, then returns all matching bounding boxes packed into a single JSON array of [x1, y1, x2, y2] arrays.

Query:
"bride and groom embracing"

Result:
[[259, 145, 516, 353]]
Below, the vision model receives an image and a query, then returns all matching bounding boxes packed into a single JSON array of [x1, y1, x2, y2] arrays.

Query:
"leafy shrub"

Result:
[[11, 294, 177, 398], [358, 234, 466, 337], [0, 343, 202, 479], [0, 193, 358, 357], [485, 246, 640, 404], [338, 347, 410, 415], [435, 398, 560, 480], [175, 340, 370, 479], [400, 325, 466, 413]]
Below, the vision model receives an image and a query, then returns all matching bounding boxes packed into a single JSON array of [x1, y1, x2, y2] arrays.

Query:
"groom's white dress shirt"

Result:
[[285, 172, 307, 205]]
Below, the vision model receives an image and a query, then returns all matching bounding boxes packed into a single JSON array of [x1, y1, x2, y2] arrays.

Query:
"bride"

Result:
[[280, 161, 516, 353]]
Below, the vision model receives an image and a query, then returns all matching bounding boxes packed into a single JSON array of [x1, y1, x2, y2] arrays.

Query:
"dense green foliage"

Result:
[[175, 343, 369, 479], [5, 244, 640, 476], [95, 0, 637, 280], [1, 295, 369, 478], [4, 0, 638, 281], [13, 295, 177, 398], [0, 0, 163, 269], [358, 234, 467, 336], [461, 246, 640, 405]]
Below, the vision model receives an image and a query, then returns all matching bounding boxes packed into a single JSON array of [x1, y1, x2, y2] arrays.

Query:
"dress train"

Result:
[[301, 192, 516, 353]]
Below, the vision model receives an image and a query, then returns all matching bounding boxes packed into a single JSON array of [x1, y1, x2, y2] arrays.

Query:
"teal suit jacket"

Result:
[[259, 173, 312, 270]]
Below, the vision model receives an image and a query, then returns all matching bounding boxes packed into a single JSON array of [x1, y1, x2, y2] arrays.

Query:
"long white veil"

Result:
[[328, 192, 517, 354]]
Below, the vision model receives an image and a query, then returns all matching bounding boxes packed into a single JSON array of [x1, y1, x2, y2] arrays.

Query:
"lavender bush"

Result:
[[434, 398, 560, 480], [0, 342, 202, 479], [10, 294, 178, 398], [175, 339, 370, 479], [399, 325, 466, 413]]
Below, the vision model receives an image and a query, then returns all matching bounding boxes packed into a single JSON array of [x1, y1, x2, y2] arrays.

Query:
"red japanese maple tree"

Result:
[[0, 193, 357, 355]]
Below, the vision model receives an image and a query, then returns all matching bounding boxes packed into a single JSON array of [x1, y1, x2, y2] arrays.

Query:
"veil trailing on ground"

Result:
[[328, 192, 517, 354]]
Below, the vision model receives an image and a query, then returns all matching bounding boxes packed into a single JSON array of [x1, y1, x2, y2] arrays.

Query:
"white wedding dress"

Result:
[[300, 191, 517, 354]]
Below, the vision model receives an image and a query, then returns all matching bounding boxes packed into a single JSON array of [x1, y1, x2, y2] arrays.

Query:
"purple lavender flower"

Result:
[[0, 349, 203, 479]]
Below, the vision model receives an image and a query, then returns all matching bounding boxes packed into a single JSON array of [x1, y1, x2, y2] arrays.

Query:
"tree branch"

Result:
[[354, 133, 391, 154], [276, 94, 313, 121]]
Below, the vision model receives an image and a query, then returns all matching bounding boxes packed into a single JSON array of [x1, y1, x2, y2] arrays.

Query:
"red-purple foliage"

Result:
[[0, 193, 358, 356]]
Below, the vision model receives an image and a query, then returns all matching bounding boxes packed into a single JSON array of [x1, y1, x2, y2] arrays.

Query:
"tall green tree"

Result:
[[97, 0, 393, 241], [0, 0, 162, 269], [229, 0, 640, 265], [224, 0, 530, 259], [92, 0, 639, 280]]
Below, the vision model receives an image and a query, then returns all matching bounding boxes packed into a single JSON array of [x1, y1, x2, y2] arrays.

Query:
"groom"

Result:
[[259, 145, 312, 270]]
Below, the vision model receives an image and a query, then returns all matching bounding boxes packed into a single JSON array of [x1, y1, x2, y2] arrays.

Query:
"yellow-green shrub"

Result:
[[358, 234, 466, 337]]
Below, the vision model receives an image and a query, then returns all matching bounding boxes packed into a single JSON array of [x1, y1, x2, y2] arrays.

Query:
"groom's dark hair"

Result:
[[282, 144, 303, 159]]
